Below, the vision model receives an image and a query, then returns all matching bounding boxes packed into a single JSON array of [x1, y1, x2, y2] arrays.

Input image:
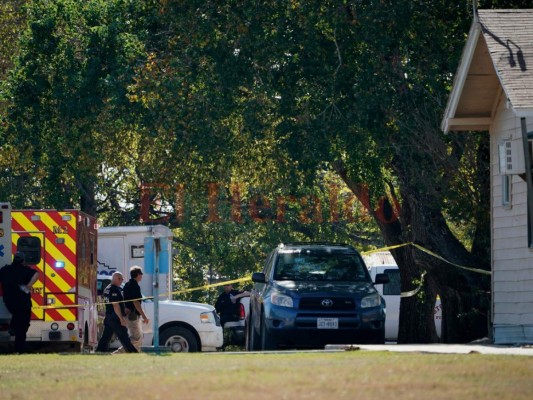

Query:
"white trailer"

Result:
[[363, 251, 442, 341], [97, 225, 173, 299], [97, 225, 223, 352]]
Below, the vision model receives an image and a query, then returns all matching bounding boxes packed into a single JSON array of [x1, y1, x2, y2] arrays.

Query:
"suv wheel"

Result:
[[246, 310, 260, 351], [260, 313, 277, 351], [362, 328, 385, 344], [374, 328, 385, 344]]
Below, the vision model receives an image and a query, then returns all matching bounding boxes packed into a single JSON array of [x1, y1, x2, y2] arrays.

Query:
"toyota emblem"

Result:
[[321, 298, 334, 308]]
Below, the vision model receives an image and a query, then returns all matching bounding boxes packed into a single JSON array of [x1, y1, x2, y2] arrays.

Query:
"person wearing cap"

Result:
[[119, 265, 149, 352], [0, 252, 39, 353], [96, 271, 138, 353]]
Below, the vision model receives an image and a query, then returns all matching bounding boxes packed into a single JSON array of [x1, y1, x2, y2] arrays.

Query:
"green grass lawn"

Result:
[[0, 350, 532, 399]]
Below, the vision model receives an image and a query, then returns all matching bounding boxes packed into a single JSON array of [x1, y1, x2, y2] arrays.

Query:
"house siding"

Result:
[[490, 94, 533, 344]]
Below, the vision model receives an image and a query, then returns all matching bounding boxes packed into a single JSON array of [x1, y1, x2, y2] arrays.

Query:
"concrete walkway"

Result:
[[325, 343, 533, 356]]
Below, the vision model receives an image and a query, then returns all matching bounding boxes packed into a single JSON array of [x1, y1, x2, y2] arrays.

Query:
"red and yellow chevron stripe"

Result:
[[12, 210, 78, 322]]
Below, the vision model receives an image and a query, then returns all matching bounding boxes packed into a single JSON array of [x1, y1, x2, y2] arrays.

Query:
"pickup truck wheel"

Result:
[[159, 327, 199, 352]]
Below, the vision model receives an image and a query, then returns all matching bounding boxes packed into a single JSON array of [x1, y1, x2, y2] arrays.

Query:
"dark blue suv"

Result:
[[246, 243, 389, 350]]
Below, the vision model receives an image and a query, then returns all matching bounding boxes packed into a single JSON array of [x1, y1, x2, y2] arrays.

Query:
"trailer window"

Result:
[[17, 236, 41, 265], [383, 269, 401, 296]]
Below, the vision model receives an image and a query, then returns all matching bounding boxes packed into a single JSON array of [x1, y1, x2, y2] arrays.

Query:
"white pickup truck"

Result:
[[96, 225, 223, 352], [97, 275, 223, 352]]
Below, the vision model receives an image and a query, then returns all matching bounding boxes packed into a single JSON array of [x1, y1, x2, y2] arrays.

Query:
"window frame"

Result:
[[16, 236, 42, 265], [502, 174, 512, 208], [382, 268, 401, 296]]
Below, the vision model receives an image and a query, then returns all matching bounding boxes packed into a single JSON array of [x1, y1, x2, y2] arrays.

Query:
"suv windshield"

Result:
[[273, 249, 370, 282]]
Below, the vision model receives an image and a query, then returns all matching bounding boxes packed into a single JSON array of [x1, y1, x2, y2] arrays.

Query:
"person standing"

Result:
[[121, 266, 149, 352], [0, 252, 39, 353], [215, 283, 250, 328], [96, 271, 138, 353]]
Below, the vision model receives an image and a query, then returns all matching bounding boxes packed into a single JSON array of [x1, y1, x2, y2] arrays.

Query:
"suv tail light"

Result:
[[238, 303, 245, 320]]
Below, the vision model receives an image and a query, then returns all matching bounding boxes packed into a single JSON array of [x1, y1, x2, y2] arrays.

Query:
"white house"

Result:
[[442, 9, 533, 344]]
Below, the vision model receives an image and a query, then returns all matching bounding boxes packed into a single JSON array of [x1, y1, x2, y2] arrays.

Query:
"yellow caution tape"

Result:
[[33, 242, 489, 309], [169, 276, 252, 296], [362, 242, 490, 275], [32, 277, 252, 310], [33, 298, 143, 310], [362, 242, 490, 298], [360, 243, 411, 255], [411, 243, 491, 276]]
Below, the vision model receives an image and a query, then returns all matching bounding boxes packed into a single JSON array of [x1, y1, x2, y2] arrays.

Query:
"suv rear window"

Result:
[[273, 249, 370, 282]]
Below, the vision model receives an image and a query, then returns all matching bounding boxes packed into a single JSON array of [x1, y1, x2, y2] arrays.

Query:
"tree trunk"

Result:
[[334, 161, 489, 343], [395, 188, 489, 343], [79, 178, 96, 216]]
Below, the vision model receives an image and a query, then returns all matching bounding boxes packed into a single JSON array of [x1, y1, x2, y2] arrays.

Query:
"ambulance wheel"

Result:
[[159, 327, 199, 352]]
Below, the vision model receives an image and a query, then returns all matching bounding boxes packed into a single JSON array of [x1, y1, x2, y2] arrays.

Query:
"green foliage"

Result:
[[3, 0, 528, 338], [169, 172, 381, 303], [1, 0, 153, 211], [1, 0, 480, 298]]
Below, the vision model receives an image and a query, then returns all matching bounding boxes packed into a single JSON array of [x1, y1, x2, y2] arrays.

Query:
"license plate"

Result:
[[317, 318, 338, 329]]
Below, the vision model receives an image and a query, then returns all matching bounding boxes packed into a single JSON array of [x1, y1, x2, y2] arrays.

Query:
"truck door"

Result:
[[380, 267, 401, 341]]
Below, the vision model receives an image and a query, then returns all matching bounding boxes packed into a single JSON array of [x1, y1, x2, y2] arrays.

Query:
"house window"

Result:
[[502, 175, 511, 207]]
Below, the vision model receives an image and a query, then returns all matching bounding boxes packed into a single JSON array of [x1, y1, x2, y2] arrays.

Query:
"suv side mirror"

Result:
[[374, 273, 390, 285], [252, 272, 266, 283]]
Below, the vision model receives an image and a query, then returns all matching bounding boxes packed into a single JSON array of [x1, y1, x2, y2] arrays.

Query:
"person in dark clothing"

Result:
[[215, 284, 250, 327], [0, 252, 39, 353], [96, 271, 138, 353], [120, 266, 149, 352]]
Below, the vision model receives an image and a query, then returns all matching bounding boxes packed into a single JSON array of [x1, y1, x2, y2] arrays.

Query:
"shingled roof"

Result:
[[442, 9, 533, 132]]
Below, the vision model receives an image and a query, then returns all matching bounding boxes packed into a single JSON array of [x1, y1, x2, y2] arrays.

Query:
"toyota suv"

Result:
[[246, 243, 389, 350]]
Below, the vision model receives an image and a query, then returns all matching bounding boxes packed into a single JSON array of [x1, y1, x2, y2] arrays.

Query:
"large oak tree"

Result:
[[4, 0, 531, 341]]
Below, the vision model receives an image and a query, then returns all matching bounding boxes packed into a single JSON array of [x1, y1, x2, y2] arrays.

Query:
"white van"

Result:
[[364, 252, 442, 341]]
